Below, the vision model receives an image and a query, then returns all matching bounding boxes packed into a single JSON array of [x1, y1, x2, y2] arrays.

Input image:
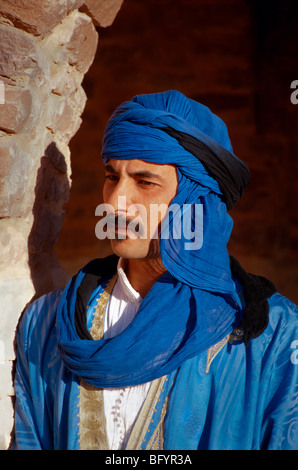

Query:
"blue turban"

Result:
[[57, 90, 249, 387], [102, 90, 250, 297]]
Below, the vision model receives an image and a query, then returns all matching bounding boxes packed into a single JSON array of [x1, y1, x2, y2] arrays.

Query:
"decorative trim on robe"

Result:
[[77, 273, 244, 448], [206, 327, 244, 373], [126, 376, 169, 450], [77, 274, 176, 450], [78, 274, 116, 450]]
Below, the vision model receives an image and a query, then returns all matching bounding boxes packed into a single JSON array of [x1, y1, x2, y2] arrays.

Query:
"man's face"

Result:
[[103, 159, 178, 259]]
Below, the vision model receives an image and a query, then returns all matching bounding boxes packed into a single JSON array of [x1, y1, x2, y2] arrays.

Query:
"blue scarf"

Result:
[[57, 90, 249, 387]]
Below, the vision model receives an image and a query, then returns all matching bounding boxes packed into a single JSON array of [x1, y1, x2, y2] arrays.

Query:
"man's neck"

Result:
[[125, 257, 166, 298]]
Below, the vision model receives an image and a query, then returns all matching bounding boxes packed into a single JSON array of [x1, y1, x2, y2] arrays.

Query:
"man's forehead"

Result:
[[104, 158, 177, 176]]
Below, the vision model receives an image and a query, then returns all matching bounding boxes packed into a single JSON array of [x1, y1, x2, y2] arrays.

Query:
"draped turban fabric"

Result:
[[101, 90, 250, 297], [102, 90, 250, 210], [56, 90, 250, 387]]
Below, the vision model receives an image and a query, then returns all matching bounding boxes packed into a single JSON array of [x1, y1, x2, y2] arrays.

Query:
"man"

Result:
[[12, 90, 298, 450]]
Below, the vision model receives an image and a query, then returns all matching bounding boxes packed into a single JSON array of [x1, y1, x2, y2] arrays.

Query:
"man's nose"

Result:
[[108, 179, 134, 212]]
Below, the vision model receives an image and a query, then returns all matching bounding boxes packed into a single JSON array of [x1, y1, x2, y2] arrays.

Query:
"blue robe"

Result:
[[12, 278, 298, 450]]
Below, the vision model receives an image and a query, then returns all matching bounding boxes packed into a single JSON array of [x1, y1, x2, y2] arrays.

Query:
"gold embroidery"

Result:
[[146, 396, 169, 450], [78, 275, 117, 450], [206, 328, 244, 373], [78, 379, 109, 450], [77, 273, 172, 450], [125, 376, 168, 450], [91, 275, 117, 340], [206, 336, 229, 373]]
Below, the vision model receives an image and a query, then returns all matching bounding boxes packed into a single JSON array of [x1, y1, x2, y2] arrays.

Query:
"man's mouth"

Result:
[[106, 213, 145, 239]]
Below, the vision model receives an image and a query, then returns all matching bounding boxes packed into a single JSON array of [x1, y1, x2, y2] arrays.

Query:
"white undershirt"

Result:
[[103, 258, 151, 450]]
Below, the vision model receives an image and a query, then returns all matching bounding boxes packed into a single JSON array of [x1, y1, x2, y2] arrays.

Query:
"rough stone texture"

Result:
[[0, 0, 85, 36], [0, 0, 123, 449], [0, 85, 32, 134], [81, 0, 124, 27]]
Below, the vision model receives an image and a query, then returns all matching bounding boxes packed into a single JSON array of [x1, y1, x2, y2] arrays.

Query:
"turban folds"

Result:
[[102, 90, 250, 209], [57, 91, 248, 387], [102, 90, 249, 296]]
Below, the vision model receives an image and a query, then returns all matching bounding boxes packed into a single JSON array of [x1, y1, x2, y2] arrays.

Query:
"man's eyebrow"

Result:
[[104, 164, 118, 174], [130, 170, 163, 180], [104, 164, 163, 180]]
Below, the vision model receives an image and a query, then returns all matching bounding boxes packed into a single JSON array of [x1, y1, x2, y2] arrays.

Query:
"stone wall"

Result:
[[0, 0, 123, 449]]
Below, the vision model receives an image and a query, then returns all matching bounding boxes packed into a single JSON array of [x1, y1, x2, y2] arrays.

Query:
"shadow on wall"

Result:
[[28, 142, 71, 301], [9, 143, 71, 448]]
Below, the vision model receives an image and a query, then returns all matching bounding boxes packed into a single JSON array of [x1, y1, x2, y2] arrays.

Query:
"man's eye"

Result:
[[138, 180, 155, 186], [105, 174, 118, 182]]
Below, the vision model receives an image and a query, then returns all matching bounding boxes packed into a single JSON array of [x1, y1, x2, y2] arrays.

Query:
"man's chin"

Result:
[[110, 237, 160, 260], [109, 238, 148, 259]]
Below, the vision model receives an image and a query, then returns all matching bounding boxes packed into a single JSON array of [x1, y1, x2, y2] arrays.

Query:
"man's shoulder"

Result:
[[17, 255, 119, 345], [267, 292, 298, 327], [17, 289, 64, 346], [258, 292, 298, 354]]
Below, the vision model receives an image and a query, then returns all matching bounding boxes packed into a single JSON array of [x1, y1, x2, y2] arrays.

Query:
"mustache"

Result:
[[105, 212, 146, 238]]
